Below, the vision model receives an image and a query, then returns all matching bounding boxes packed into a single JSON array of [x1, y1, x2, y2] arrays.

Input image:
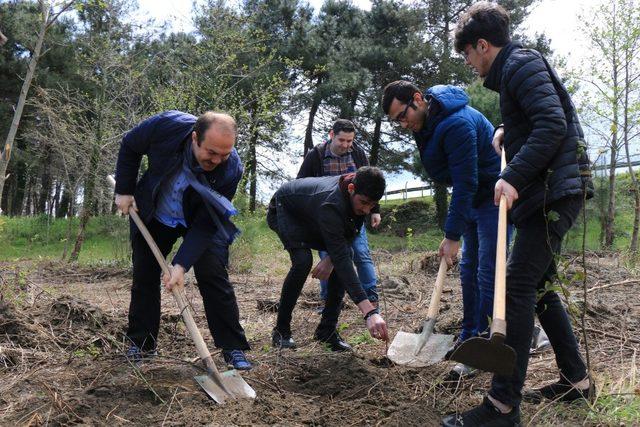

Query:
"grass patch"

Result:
[[0, 185, 635, 267], [528, 366, 640, 426], [347, 330, 375, 347]]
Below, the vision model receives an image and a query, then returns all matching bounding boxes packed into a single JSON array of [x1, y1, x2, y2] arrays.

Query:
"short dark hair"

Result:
[[332, 119, 355, 135], [454, 1, 511, 53], [193, 111, 237, 146], [381, 80, 421, 115], [353, 166, 386, 201]]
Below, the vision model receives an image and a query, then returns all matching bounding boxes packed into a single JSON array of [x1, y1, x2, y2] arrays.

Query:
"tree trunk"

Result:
[[0, 3, 50, 207], [604, 136, 618, 249], [623, 59, 639, 253], [248, 118, 258, 213], [434, 182, 448, 232], [0, 30, 7, 46], [304, 78, 323, 157], [70, 147, 98, 262], [604, 19, 621, 250], [57, 185, 71, 218], [369, 117, 382, 166], [37, 156, 52, 215], [61, 187, 76, 261], [51, 180, 61, 216], [21, 173, 34, 215]]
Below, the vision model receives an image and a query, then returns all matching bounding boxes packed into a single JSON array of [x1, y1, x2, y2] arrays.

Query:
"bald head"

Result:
[[191, 111, 237, 171], [194, 111, 237, 144]]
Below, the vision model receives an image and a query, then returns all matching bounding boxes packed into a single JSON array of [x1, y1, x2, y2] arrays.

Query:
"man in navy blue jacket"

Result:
[[114, 110, 252, 370], [383, 82, 508, 379]]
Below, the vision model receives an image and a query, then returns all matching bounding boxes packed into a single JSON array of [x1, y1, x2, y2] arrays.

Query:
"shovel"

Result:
[[448, 150, 516, 376], [387, 257, 454, 367], [107, 176, 256, 404]]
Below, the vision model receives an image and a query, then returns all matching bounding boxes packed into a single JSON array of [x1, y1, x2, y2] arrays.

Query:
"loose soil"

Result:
[[0, 252, 638, 426]]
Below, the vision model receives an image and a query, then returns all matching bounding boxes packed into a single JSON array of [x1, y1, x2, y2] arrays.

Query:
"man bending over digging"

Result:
[[267, 166, 389, 351]]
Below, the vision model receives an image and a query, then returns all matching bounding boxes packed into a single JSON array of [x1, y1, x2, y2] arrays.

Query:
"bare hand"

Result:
[[370, 213, 382, 228], [438, 238, 460, 267], [115, 194, 137, 215], [493, 126, 505, 156], [162, 264, 185, 292], [366, 314, 388, 341], [311, 256, 334, 281], [494, 178, 519, 209]]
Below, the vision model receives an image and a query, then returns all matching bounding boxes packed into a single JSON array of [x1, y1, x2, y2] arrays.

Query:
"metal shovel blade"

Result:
[[448, 333, 516, 376], [194, 369, 256, 404], [387, 330, 454, 367]]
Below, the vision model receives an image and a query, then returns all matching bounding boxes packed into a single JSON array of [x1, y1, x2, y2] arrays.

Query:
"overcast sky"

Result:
[[136, 0, 600, 69], [134, 0, 605, 192]]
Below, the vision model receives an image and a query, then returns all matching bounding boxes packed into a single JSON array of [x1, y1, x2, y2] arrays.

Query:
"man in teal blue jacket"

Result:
[[383, 81, 510, 376]]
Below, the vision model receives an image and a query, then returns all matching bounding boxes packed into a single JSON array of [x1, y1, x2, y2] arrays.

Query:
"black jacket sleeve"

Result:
[[318, 203, 368, 304], [297, 146, 321, 178], [500, 53, 567, 191]]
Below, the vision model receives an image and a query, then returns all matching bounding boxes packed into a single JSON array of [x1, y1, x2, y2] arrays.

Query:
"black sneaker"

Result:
[[314, 331, 352, 352], [523, 376, 595, 404], [441, 396, 521, 427]]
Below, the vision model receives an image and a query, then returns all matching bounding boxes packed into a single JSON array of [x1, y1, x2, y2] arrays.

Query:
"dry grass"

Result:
[[0, 252, 638, 425]]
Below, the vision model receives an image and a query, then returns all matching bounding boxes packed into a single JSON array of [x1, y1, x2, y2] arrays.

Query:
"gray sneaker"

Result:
[[530, 325, 551, 355], [445, 363, 478, 382]]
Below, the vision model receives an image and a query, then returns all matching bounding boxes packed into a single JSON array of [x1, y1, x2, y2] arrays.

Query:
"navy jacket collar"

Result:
[[483, 41, 523, 92]]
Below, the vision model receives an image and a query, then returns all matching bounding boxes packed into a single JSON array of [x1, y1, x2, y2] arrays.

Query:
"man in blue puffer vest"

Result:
[[114, 110, 252, 370], [382, 81, 511, 378]]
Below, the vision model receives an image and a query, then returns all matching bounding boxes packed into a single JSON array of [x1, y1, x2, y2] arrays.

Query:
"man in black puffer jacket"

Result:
[[441, 3, 594, 426], [267, 167, 389, 351]]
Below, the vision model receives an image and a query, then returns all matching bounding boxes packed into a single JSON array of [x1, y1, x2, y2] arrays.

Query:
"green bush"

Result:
[[372, 199, 437, 236]]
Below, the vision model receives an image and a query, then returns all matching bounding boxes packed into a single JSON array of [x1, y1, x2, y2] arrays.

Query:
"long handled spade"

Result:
[[107, 176, 256, 404], [387, 258, 454, 367], [448, 150, 516, 376]]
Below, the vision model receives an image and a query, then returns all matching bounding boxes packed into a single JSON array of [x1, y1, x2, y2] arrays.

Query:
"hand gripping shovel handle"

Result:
[[106, 176, 232, 397], [491, 150, 509, 337], [414, 257, 448, 354]]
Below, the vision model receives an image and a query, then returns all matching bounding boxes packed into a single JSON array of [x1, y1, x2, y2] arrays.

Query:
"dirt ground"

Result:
[[0, 251, 638, 426]]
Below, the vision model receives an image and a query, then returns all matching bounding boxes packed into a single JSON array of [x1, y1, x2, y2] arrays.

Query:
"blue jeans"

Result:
[[458, 199, 513, 341], [319, 226, 377, 301]]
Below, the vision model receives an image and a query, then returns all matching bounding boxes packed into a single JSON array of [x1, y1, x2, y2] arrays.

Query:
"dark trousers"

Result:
[[489, 196, 587, 407], [275, 247, 347, 339], [126, 219, 249, 351]]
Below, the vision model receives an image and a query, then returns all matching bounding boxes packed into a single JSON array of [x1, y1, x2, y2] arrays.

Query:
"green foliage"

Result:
[[347, 330, 374, 346], [72, 343, 101, 358], [466, 80, 501, 126], [376, 199, 437, 236]]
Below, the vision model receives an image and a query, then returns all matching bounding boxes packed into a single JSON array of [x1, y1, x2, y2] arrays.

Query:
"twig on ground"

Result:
[[585, 327, 640, 344], [161, 387, 179, 426], [587, 279, 640, 293]]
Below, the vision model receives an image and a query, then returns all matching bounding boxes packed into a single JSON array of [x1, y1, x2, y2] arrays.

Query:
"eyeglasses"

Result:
[[392, 102, 414, 123], [461, 43, 479, 60]]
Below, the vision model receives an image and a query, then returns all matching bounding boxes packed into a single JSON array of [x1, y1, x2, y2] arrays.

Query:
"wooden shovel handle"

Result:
[[427, 257, 448, 319], [492, 150, 509, 334], [106, 176, 222, 377]]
